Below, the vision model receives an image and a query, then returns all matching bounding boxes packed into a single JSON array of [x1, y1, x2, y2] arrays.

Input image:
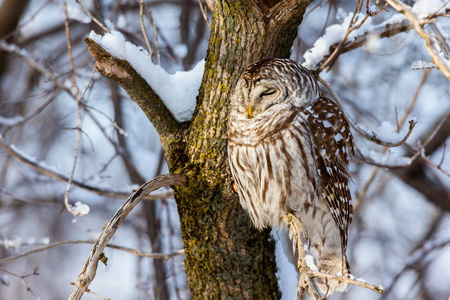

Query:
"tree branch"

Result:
[[0, 240, 184, 265], [311, 13, 412, 72], [84, 37, 180, 142], [385, 0, 450, 80], [68, 174, 187, 300], [393, 111, 450, 211], [0, 139, 173, 201]]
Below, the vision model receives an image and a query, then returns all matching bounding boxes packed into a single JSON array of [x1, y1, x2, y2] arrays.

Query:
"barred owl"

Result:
[[227, 58, 354, 296]]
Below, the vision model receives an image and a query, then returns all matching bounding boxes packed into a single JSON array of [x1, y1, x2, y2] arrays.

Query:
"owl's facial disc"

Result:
[[247, 80, 284, 118]]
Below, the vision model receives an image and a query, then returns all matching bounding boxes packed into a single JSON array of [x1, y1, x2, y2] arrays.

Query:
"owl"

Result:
[[227, 58, 355, 296]]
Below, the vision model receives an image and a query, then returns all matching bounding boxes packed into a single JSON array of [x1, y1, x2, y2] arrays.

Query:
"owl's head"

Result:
[[230, 59, 319, 119]]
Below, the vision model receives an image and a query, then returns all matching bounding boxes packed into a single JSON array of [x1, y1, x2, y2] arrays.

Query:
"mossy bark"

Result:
[[170, 1, 312, 298], [86, 0, 313, 298]]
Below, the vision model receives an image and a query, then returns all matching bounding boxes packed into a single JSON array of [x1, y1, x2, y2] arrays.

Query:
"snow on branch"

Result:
[[89, 31, 204, 122], [411, 60, 437, 70], [303, 0, 450, 77], [353, 120, 417, 148], [303, 10, 411, 71], [385, 0, 450, 80]]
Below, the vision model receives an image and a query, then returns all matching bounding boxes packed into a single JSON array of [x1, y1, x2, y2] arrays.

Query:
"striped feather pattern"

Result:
[[228, 59, 354, 296]]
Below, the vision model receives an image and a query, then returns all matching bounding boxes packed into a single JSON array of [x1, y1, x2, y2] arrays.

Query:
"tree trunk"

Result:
[[86, 0, 314, 298], [169, 1, 312, 298]]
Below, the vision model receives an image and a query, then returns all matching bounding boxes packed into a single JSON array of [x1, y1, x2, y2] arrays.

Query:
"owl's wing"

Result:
[[303, 95, 354, 249]]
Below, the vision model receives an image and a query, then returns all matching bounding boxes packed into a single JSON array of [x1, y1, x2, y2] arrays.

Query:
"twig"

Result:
[[351, 157, 410, 169], [318, 2, 387, 73], [354, 69, 430, 206], [74, 0, 110, 33], [418, 146, 450, 177], [139, 0, 153, 59], [309, 272, 384, 294], [0, 267, 39, 299], [327, 19, 411, 71], [68, 174, 187, 300], [0, 41, 71, 94], [69, 282, 109, 300], [385, 0, 450, 80], [1, 91, 60, 136], [0, 139, 173, 200], [381, 237, 450, 299], [198, 0, 211, 28], [63, 0, 84, 216], [143, 2, 161, 65], [0, 240, 184, 265], [353, 120, 416, 147]]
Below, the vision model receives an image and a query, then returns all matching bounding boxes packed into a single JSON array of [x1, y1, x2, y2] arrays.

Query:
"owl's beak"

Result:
[[248, 105, 253, 118]]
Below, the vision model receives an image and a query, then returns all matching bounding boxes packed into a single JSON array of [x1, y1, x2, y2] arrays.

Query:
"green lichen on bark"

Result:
[[171, 1, 314, 298]]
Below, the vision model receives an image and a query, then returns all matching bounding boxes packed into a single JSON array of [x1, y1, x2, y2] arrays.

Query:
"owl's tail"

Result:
[[283, 213, 351, 297]]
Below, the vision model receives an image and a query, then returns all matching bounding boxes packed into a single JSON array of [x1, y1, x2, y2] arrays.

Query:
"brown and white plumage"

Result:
[[227, 59, 354, 296]]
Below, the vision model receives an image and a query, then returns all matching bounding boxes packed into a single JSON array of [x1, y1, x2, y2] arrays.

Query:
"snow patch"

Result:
[[305, 254, 319, 272], [412, 0, 449, 19], [89, 30, 204, 122], [69, 201, 90, 216], [411, 60, 436, 69]]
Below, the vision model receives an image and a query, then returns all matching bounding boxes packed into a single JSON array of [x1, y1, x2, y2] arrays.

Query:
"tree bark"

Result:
[[171, 1, 313, 298], [86, 0, 314, 298]]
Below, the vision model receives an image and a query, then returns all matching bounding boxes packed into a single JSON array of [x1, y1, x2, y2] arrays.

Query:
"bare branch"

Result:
[[139, 0, 153, 58], [63, 0, 84, 216], [0, 41, 71, 94], [0, 140, 173, 200], [0, 240, 184, 265], [198, 0, 211, 28], [393, 110, 450, 211], [142, 2, 161, 65], [312, 9, 411, 72], [0, 267, 39, 299], [382, 237, 450, 299], [354, 70, 430, 206], [68, 174, 187, 300], [74, 0, 110, 33], [351, 157, 410, 169]]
